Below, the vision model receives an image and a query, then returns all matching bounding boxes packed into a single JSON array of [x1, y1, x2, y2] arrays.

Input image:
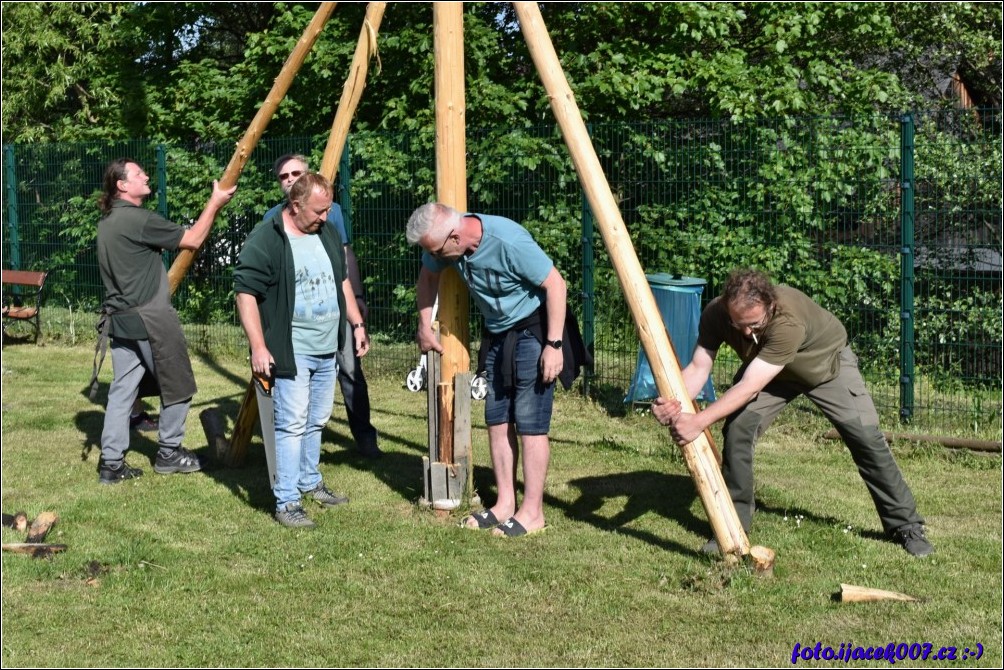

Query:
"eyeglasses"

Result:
[[430, 228, 456, 259], [729, 305, 773, 332], [278, 170, 303, 181], [729, 305, 773, 345]]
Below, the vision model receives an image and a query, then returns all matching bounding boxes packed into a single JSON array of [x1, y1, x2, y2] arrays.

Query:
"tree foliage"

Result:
[[3, 2, 1000, 143]]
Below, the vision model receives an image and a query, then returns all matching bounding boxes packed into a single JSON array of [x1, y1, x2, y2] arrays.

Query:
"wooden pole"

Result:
[[228, 4, 385, 466], [319, 2, 387, 179], [167, 2, 338, 295], [513, 2, 750, 558], [432, 2, 470, 381], [429, 1, 472, 506], [838, 583, 918, 603]]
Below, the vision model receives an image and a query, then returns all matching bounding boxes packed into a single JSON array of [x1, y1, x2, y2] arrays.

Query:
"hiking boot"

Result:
[[892, 523, 934, 557], [275, 503, 316, 529], [129, 411, 158, 432], [153, 447, 203, 475], [307, 483, 349, 507], [99, 460, 144, 485]]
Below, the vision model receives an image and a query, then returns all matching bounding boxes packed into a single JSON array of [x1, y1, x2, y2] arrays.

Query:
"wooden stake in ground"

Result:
[[748, 545, 776, 577], [838, 583, 919, 603], [513, 2, 750, 559]]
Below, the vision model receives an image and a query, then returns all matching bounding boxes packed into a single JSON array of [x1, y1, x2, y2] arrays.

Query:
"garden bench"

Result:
[[2, 269, 48, 343]]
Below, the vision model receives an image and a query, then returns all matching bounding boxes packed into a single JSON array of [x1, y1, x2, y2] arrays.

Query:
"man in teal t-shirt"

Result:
[[407, 203, 568, 538]]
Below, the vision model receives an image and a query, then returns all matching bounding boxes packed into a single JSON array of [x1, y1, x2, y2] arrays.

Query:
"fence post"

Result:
[[580, 185, 595, 395], [156, 143, 170, 270], [338, 137, 353, 239], [899, 113, 916, 422], [4, 144, 21, 270]]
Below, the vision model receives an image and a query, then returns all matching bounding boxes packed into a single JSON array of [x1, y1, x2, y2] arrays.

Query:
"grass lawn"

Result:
[[1, 343, 1001, 667]]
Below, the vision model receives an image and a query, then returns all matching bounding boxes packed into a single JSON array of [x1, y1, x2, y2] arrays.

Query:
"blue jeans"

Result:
[[484, 329, 554, 435], [272, 353, 336, 510]]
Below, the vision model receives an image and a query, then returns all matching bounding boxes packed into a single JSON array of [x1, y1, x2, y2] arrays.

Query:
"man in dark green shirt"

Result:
[[94, 158, 235, 484], [653, 268, 933, 557]]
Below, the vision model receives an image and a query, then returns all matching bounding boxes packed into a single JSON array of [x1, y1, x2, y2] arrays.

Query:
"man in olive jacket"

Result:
[[653, 268, 933, 558]]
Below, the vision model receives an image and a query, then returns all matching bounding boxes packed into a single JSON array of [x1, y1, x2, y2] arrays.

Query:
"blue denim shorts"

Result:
[[483, 329, 554, 435]]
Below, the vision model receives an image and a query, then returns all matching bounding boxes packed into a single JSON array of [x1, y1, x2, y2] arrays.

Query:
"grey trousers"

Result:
[[721, 346, 923, 535], [100, 338, 190, 463], [335, 320, 378, 449]]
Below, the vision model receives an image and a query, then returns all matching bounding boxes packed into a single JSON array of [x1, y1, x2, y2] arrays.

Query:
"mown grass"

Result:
[[1, 343, 1001, 667]]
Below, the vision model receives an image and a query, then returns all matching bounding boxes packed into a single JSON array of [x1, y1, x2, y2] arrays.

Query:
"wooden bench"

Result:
[[2, 269, 48, 343]]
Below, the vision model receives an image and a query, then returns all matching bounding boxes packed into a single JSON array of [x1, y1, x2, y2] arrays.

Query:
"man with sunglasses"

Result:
[[652, 268, 933, 557], [264, 154, 382, 459]]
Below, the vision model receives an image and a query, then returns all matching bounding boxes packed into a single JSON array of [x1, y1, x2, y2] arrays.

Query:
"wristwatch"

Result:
[[546, 339, 562, 349]]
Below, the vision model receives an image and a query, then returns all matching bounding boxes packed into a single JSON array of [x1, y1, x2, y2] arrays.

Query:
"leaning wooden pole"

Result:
[[239, 2, 384, 461], [319, 2, 387, 178], [214, 2, 338, 464], [513, 2, 750, 558], [167, 1, 337, 295]]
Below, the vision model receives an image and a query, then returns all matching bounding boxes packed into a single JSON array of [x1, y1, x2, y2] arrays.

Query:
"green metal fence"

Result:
[[3, 111, 1001, 437]]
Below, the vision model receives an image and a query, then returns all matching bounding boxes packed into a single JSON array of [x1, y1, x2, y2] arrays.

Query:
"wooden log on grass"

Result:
[[838, 583, 918, 603], [26, 511, 58, 544], [2, 543, 68, 558], [823, 428, 1001, 454], [2, 511, 29, 532], [513, 2, 750, 559]]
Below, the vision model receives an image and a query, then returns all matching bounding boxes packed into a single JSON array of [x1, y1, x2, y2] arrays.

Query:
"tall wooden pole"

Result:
[[433, 2, 470, 381], [319, 2, 387, 178], [513, 2, 749, 558], [422, 2, 472, 507], [167, 2, 338, 295]]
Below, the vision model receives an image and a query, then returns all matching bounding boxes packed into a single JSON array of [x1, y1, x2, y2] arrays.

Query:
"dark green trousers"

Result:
[[721, 346, 923, 535]]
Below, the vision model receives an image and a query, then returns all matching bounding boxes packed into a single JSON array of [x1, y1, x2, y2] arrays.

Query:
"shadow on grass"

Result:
[[552, 470, 706, 554]]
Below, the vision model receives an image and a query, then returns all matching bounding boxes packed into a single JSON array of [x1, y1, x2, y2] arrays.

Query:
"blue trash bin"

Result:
[[624, 274, 716, 404]]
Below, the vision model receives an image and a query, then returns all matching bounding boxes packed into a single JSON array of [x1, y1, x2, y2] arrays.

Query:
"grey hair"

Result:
[[406, 202, 460, 246]]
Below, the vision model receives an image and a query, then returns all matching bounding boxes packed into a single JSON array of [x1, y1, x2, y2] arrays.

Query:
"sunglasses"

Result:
[[278, 170, 303, 181], [430, 228, 456, 259]]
